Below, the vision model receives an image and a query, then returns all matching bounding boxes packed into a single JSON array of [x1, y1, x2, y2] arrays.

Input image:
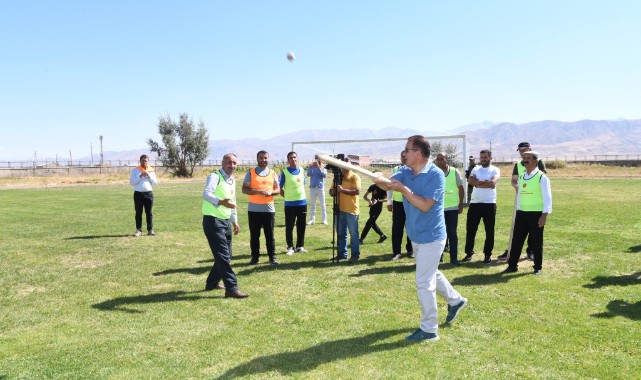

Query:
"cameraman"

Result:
[[329, 156, 361, 263]]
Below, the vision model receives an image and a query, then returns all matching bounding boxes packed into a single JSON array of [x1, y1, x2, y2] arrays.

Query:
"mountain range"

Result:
[[97, 119, 641, 163]]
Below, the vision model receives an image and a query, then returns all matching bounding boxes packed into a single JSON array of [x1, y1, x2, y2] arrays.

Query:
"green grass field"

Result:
[[1, 175, 640, 379]]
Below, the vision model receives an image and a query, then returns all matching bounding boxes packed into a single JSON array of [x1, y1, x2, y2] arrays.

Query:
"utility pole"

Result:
[[90, 143, 94, 166], [99, 135, 104, 166], [69, 150, 72, 166]]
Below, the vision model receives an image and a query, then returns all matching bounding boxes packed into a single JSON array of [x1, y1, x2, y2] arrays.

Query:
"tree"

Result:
[[147, 113, 209, 177]]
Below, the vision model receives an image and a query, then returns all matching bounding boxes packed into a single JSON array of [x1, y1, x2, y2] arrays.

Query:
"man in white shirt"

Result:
[[129, 154, 158, 236], [462, 150, 500, 264], [502, 151, 552, 275]]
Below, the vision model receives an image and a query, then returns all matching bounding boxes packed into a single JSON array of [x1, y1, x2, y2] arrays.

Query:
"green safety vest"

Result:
[[202, 170, 234, 219], [444, 168, 459, 209], [282, 167, 306, 202], [518, 171, 544, 211], [392, 166, 403, 202], [516, 161, 526, 177]]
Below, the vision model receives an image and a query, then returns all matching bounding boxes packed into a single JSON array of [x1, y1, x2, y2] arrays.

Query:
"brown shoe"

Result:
[[205, 282, 224, 291], [225, 289, 249, 298]]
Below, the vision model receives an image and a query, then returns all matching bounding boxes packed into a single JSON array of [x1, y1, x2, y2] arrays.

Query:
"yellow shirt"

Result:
[[331, 170, 361, 215]]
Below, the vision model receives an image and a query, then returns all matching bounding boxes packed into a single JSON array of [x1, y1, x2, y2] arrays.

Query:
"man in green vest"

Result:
[[435, 152, 464, 265], [387, 150, 413, 260], [202, 153, 248, 298], [502, 151, 552, 275], [498, 142, 548, 262], [279, 151, 308, 255]]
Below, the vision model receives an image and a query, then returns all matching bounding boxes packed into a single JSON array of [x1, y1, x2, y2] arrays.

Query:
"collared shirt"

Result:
[[391, 162, 446, 244], [515, 168, 553, 214], [203, 169, 238, 223], [307, 165, 327, 188]]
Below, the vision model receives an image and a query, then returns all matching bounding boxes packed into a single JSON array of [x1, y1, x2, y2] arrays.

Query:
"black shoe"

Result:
[[527, 253, 534, 261], [461, 253, 474, 262], [377, 235, 388, 243], [249, 258, 259, 265], [269, 257, 279, 265], [205, 282, 224, 291], [533, 269, 542, 275], [483, 255, 492, 264], [502, 266, 518, 274], [348, 256, 360, 264], [497, 252, 508, 262]]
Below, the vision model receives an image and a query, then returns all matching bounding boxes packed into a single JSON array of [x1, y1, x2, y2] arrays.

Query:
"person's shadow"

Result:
[[215, 328, 409, 379], [91, 290, 217, 313], [65, 234, 131, 240], [628, 245, 641, 253], [591, 300, 641, 320], [583, 271, 641, 289]]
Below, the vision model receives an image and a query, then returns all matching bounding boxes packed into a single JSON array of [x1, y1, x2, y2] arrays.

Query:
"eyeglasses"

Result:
[[403, 148, 418, 153]]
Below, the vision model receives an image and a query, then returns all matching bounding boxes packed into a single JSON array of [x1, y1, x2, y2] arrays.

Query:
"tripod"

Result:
[[330, 170, 342, 262]]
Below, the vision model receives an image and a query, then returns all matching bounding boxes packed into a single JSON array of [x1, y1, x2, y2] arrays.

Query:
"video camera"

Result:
[[324, 153, 345, 176]]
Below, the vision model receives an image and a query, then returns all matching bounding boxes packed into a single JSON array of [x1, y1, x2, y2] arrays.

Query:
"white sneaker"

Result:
[[286, 247, 295, 255], [134, 230, 143, 237], [322, 220, 328, 225], [296, 247, 308, 253], [306, 220, 314, 225]]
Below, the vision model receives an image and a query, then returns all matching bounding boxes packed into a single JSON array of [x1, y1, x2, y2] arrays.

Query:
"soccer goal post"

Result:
[[292, 135, 468, 174]]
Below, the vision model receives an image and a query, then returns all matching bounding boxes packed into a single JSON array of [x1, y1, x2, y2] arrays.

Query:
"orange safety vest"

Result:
[[137, 165, 154, 172], [248, 168, 275, 204]]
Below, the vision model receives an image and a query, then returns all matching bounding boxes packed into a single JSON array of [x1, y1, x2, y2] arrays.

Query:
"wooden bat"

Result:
[[317, 154, 392, 183]]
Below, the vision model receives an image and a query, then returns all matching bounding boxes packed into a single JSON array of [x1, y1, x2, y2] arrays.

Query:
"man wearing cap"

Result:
[[464, 155, 476, 205], [498, 142, 547, 262], [502, 151, 552, 275]]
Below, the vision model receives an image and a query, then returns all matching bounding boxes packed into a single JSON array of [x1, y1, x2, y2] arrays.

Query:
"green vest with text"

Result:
[[444, 168, 459, 209], [283, 167, 306, 202], [392, 166, 403, 202], [518, 171, 544, 212], [202, 170, 234, 219]]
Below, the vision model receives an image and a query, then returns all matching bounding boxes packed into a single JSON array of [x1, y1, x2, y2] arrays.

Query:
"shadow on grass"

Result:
[[64, 234, 131, 240], [583, 271, 641, 288], [215, 329, 408, 379], [591, 300, 641, 320], [153, 266, 209, 276], [234, 253, 400, 275], [449, 272, 529, 286], [628, 245, 641, 253], [92, 290, 218, 313]]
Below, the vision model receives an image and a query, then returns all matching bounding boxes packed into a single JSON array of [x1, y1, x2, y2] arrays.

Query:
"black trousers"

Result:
[[284, 205, 307, 248], [391, 201, 412, 255], [133, 191, 153, 231], [248, 211, 276, 259], [444, 209, 460, 262], [203, 216, 238, 290], [464, 203, 496, 256], [361, 203, 384, 240], [507, 211, 545, 270]]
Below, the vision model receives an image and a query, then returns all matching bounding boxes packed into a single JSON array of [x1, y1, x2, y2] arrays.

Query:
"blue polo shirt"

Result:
[[391, 162, 446, 244]]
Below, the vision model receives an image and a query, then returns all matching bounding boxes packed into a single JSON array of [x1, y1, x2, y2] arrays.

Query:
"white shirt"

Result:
[[470, 165, 500, 204], [203, 170, 238, 223], [129, 166, 157, 192], [515, 168, 553, 214]]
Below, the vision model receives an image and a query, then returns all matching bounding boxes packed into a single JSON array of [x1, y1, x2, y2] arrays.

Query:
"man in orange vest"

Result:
[[242, 150, 281, 265], [129, 154, 158, 236]]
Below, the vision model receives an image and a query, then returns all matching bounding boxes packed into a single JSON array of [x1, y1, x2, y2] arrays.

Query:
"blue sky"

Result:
[[1, 1, 640, 160]]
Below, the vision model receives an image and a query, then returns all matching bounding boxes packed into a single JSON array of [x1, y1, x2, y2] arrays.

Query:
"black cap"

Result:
[[468, 155, 474, 159], [516, 142, 530, 151]]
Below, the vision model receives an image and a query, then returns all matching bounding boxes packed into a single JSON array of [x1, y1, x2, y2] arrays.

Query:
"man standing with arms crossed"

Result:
[[242, 150, 281, 265], [329, 156, 361, 263], [388, 151, 413, 260], [463, 150, 500, 264], [502, 151, 552, 275], [375, 135, 467, 342], [280, 151, 308, 255], [306, 156, 328, 225], [435, 152, 464, 265], [202, 153, 248, 298], [130, 154, 158, 236]]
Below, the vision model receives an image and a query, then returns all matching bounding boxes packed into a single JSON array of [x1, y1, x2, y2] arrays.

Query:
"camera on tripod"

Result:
[[324, 153, 345, 179]]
